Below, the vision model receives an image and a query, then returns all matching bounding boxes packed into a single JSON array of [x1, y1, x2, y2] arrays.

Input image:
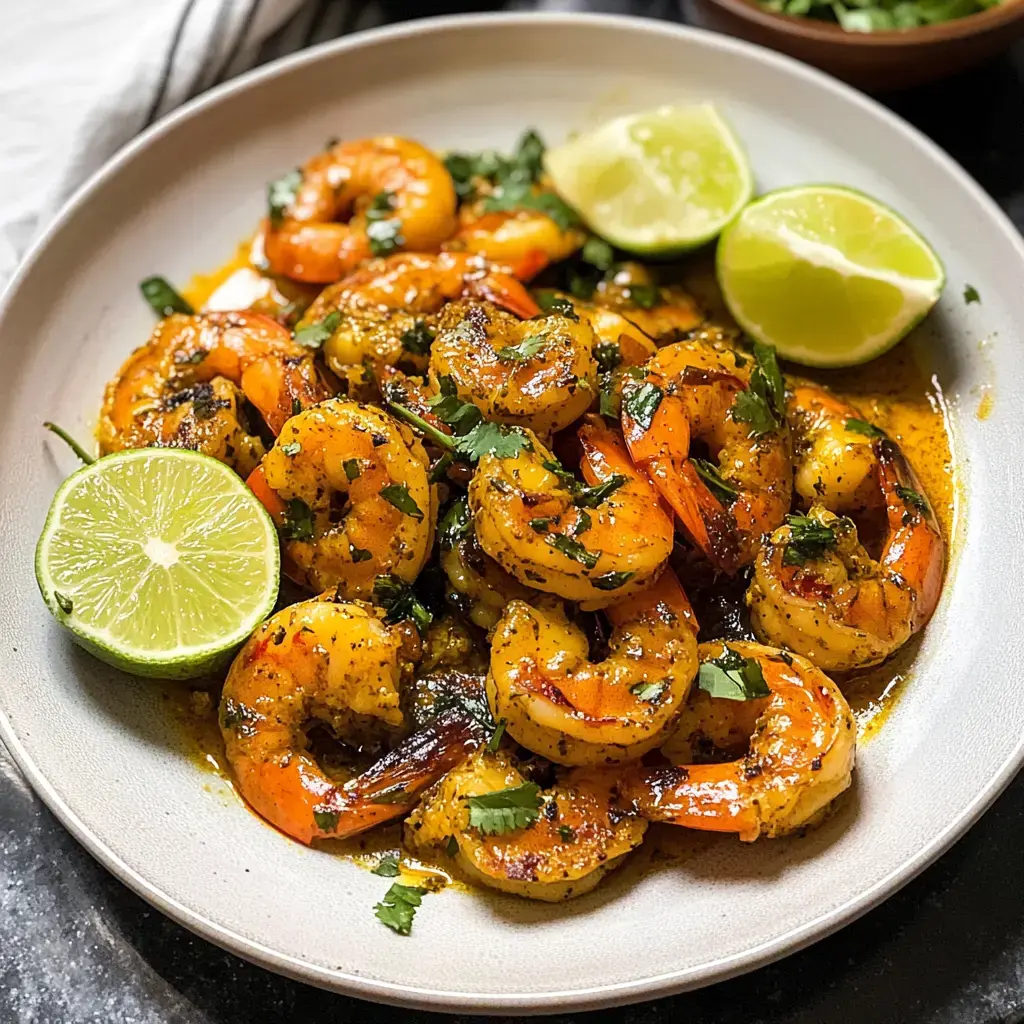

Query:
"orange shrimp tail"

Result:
[[470, 272, 540, 320], [607, 567, 699, 636], [246, 464, 286, 518], [510, 248, 551, 281], [876, 438, 945, 631]]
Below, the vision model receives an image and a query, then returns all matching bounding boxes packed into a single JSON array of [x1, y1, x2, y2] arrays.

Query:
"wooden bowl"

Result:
[[684, 0, 1024, 89]]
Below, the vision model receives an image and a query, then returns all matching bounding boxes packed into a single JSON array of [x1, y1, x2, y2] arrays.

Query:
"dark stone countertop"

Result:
[[3, 9, 1024, 1024]]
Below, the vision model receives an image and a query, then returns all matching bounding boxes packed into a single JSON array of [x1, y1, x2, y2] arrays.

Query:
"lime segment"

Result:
[[36, 448, 279, 679], [544, 104, 754, 254], [717, 185, 945, 368]]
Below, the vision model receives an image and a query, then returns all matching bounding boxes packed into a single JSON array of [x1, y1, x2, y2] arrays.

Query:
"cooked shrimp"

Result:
[[429, 299, 597, 437], [99, 312, 333, 466], [263, 136, 457, 283], [248, 399, 437, 597], [297, 251, 540, 377], [448, 199, 584, 279], [220, 596, 485, 845], [405, 748, 646, 901], [622, 338, 792, 573], [747, 438, 944, 671], [788, 383, 880, 514], [622, 641, 855, 840], [578, 303, 658, 367], [591, 262, 704, 342], [487, 569, 698, 765], [470, 417, 675, 606], [438, 497, 535, 632]]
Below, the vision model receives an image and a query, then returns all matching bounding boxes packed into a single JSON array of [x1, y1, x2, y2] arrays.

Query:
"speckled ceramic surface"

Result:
[[1, 12, 1022, 1015]]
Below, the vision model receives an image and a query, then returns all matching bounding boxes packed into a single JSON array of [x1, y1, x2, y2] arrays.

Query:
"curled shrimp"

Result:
[[297, 251, 539, 377], [220, 596, 485, 846], [487, 569, 698, 765], [621, 641, 855, 840], [591, 262, 704, 343], [448, 197, 584, 279], [406, 748, 646, 901], [788, 383, 880, 514], [429, 299, 597, 436], [247, 399, 437, 597], [747, 438, 944, 671], [470, 417, 675, 607], [623, 338, 792, 573], [99, 312, 333, 469], [263, 136, 457, 283]]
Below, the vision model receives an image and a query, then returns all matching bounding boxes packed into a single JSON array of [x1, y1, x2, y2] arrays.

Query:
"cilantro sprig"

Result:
[[467, 782, 543, 835], [374, 882, 426, 936], [293, 310, 340, 348], [731, 342, 785, 438], [698, 647, 771, 701], [373, 574, 432, 633], [782, 514, 838, 566], [140, 276, 194, 318], [760, 0, 1000, 32]]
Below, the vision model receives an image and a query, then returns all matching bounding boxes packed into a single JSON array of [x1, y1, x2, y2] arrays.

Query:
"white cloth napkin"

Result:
[[3, 0, 657, 292]]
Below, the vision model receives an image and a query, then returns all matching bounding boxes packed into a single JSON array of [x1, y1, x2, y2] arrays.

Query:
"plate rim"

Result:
[[3, 10, 1024, 1014]]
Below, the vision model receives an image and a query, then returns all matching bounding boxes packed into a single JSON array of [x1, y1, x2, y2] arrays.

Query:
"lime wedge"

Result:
[[544, 104, 754, 254], [35, 448, 279, 679], [717, 185, 945, 368]]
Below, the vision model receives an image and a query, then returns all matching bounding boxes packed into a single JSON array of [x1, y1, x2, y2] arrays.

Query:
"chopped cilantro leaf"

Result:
[[313, 808, 338, 832], [591, 570, 635, 591], [581, 236, 615, 272], [630, 680, 668, 703], [400, 320, 434, 356], [622, 381, 664, 431], [487, 719, 507, 752], [782, 514, 837, 566], [350, 545, 372, 562], [343, 458, 361, 481], [373, 574, 433, 633], [281, 498, 314, 541], [546, 533, 599, 569], [280, 441, 301, 457], [439, 496, 473, 550], [534, 292, 579, 321], [140, 276, 194, 317], [628, 283, 660, 309], [452, 421, 529, 462], [731, 343, 783, 438], [573, 510, 593, 536], [293, 310, 340, 348], [497, 334, 546, 363], [574, 474, 626, 508], [529, 517, 553, 533], [372, 854, 400, 878], [896, 485, 929, 513], [693, 458, 739, 503], [467, 782, 542, 835], [267, 168, 302, 227], [964, 284, 980, 305], [379, 482, 424, 521], [845, 418, 886, 439], [374, 882, 425, 935], [558, 825, 576, 842], [482, 181, 579, 232], [365, 190, 404, 256], [698, 647, 771, 700]]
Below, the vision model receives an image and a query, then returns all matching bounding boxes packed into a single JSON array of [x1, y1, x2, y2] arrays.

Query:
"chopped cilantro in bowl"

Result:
[[759, 0, 1005, 31]]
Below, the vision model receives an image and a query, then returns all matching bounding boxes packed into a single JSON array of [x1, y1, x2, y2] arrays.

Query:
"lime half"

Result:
[[544, 104, 754, 254], [717, 185, 945, 368], [36, 448, 279, 679]]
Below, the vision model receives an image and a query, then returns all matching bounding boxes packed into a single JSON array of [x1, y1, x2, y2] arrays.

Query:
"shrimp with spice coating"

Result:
[[621, 641, 855, 840], [622, 337, 791, 573], [787, 382, 881, 515], [263, 136, 457, 283], [470, 417, 675, 606], [747, 437, 944, 671], [297, 251, 539, 378], [591, 262, 704, 343], [429, 299, 597, 437], [247, 399, 437, 597], [405, 749, 646, 901], [99, 311, 333, 472], [487, 569, 698, 765], [220, 595, 486, 846]]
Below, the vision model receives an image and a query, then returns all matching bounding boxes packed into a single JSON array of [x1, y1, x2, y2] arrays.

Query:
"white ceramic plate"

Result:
[[1, 12, 1022, 1014]]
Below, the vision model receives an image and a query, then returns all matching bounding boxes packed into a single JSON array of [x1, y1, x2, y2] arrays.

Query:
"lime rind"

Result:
[[717, 184, 945, 368], [35, 448, 280, 679], [545, 104, 755, 255]]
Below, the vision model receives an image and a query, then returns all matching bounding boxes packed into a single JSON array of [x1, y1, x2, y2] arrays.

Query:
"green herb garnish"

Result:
[[293, 310, 340, 348], [374, 882, 426, 936], [782, 514, 837, 566], [593, 341, 622, 374], [281, 498, 314, 541], [630, 680, 668, 703], [845, 418, 886, 439], [534, 292, 580, 322], [372, 854, 401, 878], [964, 284, 981, 305], [365, 190, 404, 256], [267, 168, 302, 227], [581, 236, 615, 272], [590, 570, 635, 591], [496, 335, 546, 363], [546, 533, 600, 570], [373, 574, 433, 633], [343, 458, 361, 481], [400, 320, 434, 356], [483, 181, 579, 232], [731, 342, 784, 438], [439, 496, 473, 550], [313, 808, 338, 832], [896, 485, 929, 513], [379, 482, 424, 521], [698, 647, 771, 700], [622, 381, 664, 431], [573, 474, 626, 508], [279, 441, 301, 457], [627, 283, 660, 309], [487, 719, 507, 752], [140, 276, 194, 317], [693, 458, 739, 503], [467, 782, 543, 835]]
